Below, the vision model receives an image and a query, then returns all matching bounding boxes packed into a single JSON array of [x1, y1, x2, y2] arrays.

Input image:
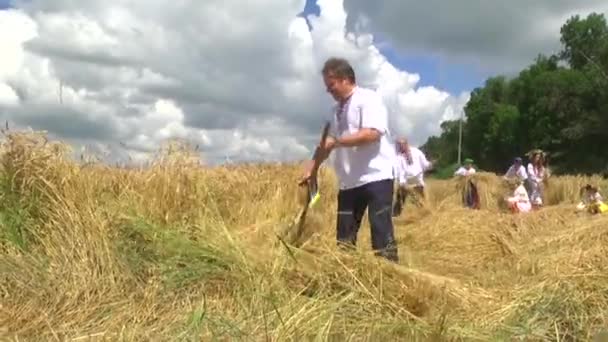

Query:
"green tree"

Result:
[[421, 12, 608, 176], [560, 13, 608, 70]]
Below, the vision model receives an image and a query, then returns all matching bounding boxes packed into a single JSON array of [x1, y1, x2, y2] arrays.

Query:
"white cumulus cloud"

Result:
[[0, 0, 467, 165], [343, 0, 608, 74]]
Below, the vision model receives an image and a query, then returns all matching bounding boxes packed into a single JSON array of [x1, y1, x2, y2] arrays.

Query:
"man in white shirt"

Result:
[[392, 138, 433, 216], [299, 57, 398, 262], [503, 157, 528, 182]]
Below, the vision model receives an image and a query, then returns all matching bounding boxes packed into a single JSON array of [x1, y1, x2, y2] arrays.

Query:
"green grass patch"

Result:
[[0, 206, 30, 251], [428, 163, 461, 180], [116, 216, 234, 289], [0, 173, 46, 252]]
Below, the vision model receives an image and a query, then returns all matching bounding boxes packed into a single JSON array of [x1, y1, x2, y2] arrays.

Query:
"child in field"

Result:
[[505, 179, 532, 213], [576, 184, 608, 214]]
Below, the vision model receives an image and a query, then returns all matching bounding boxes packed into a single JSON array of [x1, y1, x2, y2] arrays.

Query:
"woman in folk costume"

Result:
[[392, 138, 433, 217], [576, 184, 608, 214], [525, 149, 547, 208]]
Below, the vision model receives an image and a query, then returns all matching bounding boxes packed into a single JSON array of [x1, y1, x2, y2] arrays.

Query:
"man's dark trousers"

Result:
[[336, 178, 399, 262]]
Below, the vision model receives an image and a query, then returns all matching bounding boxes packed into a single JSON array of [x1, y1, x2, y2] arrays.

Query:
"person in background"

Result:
[[454, 158, 479, 209], [576, 184, 608, 214], [503, 157, 528, 183], [299, 57, 399, 263], [505, 179, 532, 213], [392, 137, 434, 217], [454, 158, 476, 176], [526, 150, 546, 208]]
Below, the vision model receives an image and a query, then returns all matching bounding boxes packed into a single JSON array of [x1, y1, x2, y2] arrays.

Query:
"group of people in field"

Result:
[[489, 150, 606, 215], [393, 138, 548, 216], [299, 56, 605, 264], [501, 151, 548, 213], [392, 140, 607, 216]]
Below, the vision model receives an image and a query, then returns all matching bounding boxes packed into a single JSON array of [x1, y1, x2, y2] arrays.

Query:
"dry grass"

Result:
[[1, 130, 608, 341]]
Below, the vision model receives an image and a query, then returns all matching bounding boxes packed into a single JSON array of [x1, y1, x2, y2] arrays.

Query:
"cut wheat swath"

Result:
[[4, 127, 608, 341]]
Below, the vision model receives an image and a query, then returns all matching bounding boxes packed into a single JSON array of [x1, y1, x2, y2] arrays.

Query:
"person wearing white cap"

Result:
[[454, 158, 476, 176]]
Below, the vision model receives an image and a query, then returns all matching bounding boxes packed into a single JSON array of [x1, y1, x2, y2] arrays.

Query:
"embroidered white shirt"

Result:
[[393, 146, 432, 186], [328, 86, 396, 190]]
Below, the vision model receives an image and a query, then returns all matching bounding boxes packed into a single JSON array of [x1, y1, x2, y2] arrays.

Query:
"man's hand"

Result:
[[322, 136, 337, 152], [298, 159, 315, 186], [298, 137, 336, 186]]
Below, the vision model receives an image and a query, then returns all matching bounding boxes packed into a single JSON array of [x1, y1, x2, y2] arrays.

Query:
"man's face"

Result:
[[323, 72, 351, 102], [395, 140, 407, 153]]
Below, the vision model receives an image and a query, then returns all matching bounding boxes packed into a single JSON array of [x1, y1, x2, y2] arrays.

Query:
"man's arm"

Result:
[[418, 150, 433, 171], [519, 166, 528, 179], [303, 126, 376, 175], [313, 135, 336, 164], [298, 120, 334, 185], [503, 165, 513, 179], [334, 128, 380, 147], [334, 93, 387, 148]]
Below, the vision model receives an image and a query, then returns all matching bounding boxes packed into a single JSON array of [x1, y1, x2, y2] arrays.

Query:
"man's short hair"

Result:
[[322, 57, 356, 83]]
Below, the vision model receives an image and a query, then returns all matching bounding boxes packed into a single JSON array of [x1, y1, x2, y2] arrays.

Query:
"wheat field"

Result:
[[1, 130, 608, 341]]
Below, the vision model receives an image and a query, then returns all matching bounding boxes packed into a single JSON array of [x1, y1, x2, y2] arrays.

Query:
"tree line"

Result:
[[421, 12, 608, 176]]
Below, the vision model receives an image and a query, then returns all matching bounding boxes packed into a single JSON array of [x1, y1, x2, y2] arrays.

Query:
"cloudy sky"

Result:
[[1, 0, 607, 165]]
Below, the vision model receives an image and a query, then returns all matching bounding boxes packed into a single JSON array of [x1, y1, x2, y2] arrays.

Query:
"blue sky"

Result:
[[299, 0, 487, 95], [0, 0, 11, 9]]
